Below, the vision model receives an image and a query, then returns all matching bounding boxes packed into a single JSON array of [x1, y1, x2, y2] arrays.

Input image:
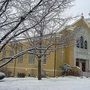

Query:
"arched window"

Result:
[[76, 39, 80, 48], [80, 36, 84, 48], [84, 40, 87, 49]]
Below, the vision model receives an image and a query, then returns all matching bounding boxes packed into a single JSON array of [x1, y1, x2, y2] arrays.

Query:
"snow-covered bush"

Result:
[[0, 67, 12, 77], [61, 64, 71, 76], [0, 72, 5, 80], [70, 66, 81, 76], [60, 64, 81, 76]]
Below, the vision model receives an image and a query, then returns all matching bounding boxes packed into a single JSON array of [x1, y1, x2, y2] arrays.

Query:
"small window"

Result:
[[84, 40, 87, 49]]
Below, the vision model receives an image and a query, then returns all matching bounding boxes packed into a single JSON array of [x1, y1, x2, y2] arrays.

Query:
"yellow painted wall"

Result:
[[0, 39, 75, 77], [64, 45, 74, 66]]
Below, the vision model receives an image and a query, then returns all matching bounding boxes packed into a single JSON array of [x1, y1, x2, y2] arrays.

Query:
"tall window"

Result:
[[18, 45, 23, 63], [2, 47, 6, 63], [76, 39, 80, 48], [29, 54, 35, 64], [80, 36, 84, 48], [42, 54, 46, 64], [84, 40, 87, 49], [29, 50, 35, 64], [41, 50, 47, 64], [9, 48, 14, 63]]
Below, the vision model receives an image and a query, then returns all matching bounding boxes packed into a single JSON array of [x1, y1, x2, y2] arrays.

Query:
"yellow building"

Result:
[[0, 16, 90, 77]]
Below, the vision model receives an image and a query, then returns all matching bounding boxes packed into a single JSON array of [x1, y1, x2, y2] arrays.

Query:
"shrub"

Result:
[[60, 64, 71, 76], [0, 72, 5, 80], [70, 66, 81, 76], [0, 67, 12, 77], [60, 64, 81, 76], [17, 73, 26, 78]]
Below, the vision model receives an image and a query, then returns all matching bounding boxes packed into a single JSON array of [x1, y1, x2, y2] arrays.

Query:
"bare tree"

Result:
[[0, 0, 74, 80]]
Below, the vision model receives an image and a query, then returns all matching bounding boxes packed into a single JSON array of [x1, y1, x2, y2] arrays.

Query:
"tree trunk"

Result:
[[38, 57, 41, 80]]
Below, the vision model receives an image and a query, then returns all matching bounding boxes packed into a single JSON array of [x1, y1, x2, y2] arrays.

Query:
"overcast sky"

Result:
[[65, 0, 90, 18]]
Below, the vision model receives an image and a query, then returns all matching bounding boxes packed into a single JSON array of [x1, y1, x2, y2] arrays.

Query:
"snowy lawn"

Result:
[[0, 76, 90, 90]]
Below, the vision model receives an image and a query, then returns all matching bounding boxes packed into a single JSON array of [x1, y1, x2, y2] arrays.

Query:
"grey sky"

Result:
[[66, 0, 90, 18]]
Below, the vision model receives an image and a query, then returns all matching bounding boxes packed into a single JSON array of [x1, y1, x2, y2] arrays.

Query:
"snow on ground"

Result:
[[0, 76, 90, 90]]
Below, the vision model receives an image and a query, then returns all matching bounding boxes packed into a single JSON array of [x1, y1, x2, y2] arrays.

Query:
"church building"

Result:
[[0, 16, 90, 77]]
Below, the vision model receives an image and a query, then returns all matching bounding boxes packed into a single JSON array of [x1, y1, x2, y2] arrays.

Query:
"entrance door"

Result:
[[81, 61, 86, 72], [76, 59, 86, 72]]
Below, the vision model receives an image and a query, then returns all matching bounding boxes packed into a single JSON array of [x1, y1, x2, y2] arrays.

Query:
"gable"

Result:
[[72, 16, 90, 30]]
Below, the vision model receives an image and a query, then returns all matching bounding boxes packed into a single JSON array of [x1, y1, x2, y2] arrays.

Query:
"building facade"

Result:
[[0, 16, 90, 77]]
